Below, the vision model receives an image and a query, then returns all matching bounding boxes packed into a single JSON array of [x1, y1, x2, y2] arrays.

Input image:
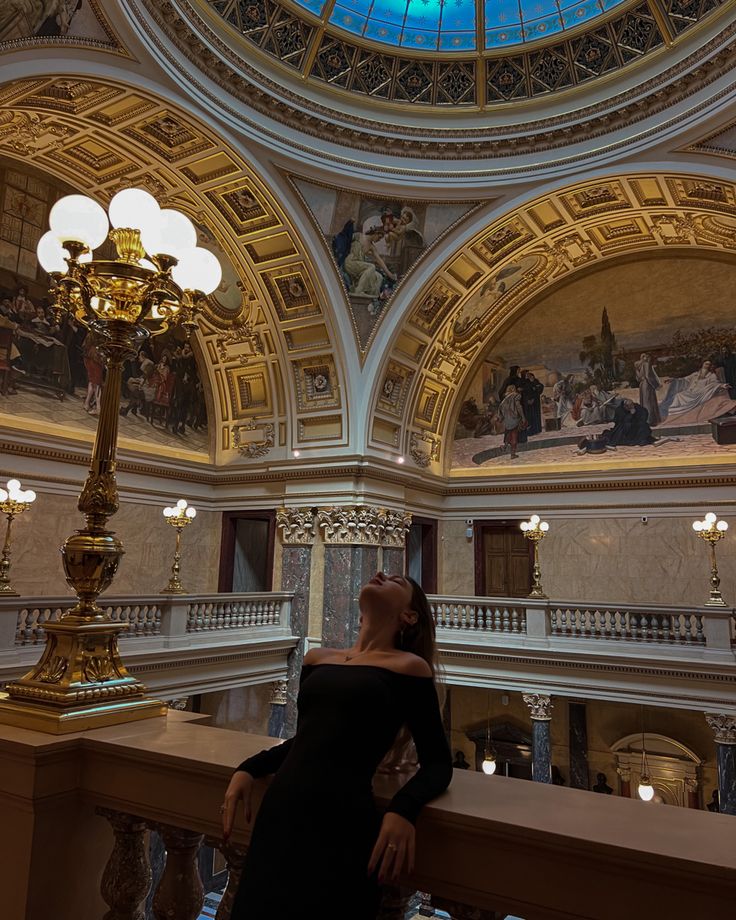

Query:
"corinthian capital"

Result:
[[706, 712, 736, 744], [276, 507, 316, 545], [381, 509, 412, 547], [523, 693, 554, 721], [317, 505, 410, 546]]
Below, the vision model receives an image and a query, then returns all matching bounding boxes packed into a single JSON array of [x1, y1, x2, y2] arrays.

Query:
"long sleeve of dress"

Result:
[[385, 677, 453, 825], [235, 665, 314, 777]]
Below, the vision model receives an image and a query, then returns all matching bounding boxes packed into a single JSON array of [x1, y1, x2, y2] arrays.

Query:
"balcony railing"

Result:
[[428, 595, 736, 713], [0, 593, 296, 700], [3, 713, 734, 920]]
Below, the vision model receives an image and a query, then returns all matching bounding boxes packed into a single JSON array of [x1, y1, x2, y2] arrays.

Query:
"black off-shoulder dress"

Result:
[[230, 663, 453, 920]]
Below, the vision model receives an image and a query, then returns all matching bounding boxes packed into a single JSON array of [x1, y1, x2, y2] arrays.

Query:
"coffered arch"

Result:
[[367, 170, 736, 473], [0, 74, 350, 465]]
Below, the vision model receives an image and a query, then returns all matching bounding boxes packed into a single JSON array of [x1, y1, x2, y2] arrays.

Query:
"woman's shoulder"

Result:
[[389, 652, 432, 678], [303, 647, 341, 666]]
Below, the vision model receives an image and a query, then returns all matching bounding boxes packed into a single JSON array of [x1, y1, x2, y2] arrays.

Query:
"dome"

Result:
[[295, 0, 630, 52]]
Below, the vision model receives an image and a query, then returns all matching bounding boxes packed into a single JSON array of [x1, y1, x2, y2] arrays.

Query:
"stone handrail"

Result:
[[3, 713, 734, 920], [429, 595, 735, 651], [0, 593, 292, 649]]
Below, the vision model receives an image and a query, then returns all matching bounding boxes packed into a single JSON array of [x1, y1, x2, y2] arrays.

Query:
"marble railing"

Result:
[[429, 595, 734, 650], [0, 593, 296, 701], [3, 712, 734, 920]]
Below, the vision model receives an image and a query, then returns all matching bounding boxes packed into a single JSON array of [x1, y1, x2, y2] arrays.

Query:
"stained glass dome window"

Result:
[[287, 0, 630, 50]]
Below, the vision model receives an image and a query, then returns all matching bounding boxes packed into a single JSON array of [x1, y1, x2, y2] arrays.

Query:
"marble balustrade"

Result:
[[1, 712, 734, 920]]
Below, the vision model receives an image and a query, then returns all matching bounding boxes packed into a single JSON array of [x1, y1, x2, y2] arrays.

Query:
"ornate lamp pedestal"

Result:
[[521, 514, 550, 599], [0, 480, 36, 596], [0, 188, 221, 734], [693, 514, 728, 607], [161, 500, 196, 594]]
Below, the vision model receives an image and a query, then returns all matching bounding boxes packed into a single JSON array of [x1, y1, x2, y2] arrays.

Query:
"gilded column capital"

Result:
[[523, 693, 554, 721], [705, 712, 736, 744], [276, 507, 316, 545], [270, 679, 288, 706], [381, 509, 412, 548], [317, 505, 383, 546], [616, 764, 631, 782]]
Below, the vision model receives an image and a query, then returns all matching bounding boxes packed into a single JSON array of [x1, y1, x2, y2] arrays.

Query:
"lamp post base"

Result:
[[0, 693, 165, 734]]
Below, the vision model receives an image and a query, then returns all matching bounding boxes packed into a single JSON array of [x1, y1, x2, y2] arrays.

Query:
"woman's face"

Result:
[[359, 571, 413, 622]]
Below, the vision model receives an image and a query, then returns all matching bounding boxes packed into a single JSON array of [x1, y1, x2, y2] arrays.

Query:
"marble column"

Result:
[[276, 508, 316, 736], [318, 506, 410, 648], [568, 702, 589, 790], [523, 693, 554, 784], [266, 679, 288, 738], [382, 547, 405, 576], [617, 765, 632, 798], [705, 713, 736, 815]]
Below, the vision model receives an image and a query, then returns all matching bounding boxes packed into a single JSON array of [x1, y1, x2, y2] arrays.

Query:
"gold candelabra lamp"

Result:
[[692, 512, 729, 607], [0, 188, 222, 733], [521, 514, 550, 599], [0, 479, 36, 596], [162, 499, 197, 594]]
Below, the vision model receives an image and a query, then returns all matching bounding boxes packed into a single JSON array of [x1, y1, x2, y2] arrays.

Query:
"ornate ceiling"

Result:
[[188, 0, 724, 107], [369, 173, 736, 472]]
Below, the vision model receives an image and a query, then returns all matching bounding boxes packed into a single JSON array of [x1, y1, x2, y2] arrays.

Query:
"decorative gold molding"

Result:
[[317, 505, 411, 546], [269, 679, 288, 705], [232, 420, 275, 459], [276, 507, 317, 545]]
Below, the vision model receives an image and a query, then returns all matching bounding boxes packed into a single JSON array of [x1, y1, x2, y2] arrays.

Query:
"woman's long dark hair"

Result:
[[398, 576, 438, 679]]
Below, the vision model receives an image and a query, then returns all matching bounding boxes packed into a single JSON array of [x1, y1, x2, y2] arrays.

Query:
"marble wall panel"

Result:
[[382, 547, 405, 576], [439, 520, 475, 596], [8, 491, 220, 596], [198, 683, 272, 736], [322, 544, 379, 648], [281, 544, 312, 735]]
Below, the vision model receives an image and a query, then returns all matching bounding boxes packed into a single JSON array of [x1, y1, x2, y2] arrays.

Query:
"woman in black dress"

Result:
[[221, 571, 453, 920]]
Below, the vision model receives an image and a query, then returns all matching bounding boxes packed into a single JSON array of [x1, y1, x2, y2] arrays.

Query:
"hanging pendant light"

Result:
[[482, 690, 497, 775], [638, 708, 655, 801]]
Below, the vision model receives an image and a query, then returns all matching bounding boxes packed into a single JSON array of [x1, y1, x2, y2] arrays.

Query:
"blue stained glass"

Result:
[[290, 0, 328, 14], [325, 0, 627, 50]]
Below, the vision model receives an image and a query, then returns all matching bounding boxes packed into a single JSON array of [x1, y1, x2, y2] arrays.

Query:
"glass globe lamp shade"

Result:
[[482, 755, 497, 775], [705, 512, 717, 524], [176, 499, 187, 510], [540, 521, 550, 532], [692, 521, 702, 532], [520, 522, 529, 532], [185, 507, 196, 519], [7, 479, 21, 498], [141, 209, 197, 260], [163, 507, 175, 518], [21, 489, 36, 503], [37, 231, 94, 274], [0, 488, 7, 502], [530, 514, 540, 526], [108, 188, 161, 234], [49, 194, 109, 250], [171, 247, 222, 295], [638, 777, 655, 801], [717, 520, 728, 532]]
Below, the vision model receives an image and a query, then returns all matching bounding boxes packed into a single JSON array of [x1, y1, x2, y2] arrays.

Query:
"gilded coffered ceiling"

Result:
[[0, 76, 350, 465], [368, 173, 736, 473]]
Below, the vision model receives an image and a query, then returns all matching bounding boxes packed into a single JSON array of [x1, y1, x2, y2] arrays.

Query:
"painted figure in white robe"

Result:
[[634, 353, 662, 426], [660, 360, 736, 425]]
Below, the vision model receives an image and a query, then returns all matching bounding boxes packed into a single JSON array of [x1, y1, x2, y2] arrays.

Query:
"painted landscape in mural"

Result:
[[452, 257, 736, 472], [0, 1, 110, 44], [293, 177, 475, 350], [0, 161, 210, 453]]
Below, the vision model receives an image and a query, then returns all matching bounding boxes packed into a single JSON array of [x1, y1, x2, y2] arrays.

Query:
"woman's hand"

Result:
[[367, 812, 416, 884], [221, 770, 254, 841]]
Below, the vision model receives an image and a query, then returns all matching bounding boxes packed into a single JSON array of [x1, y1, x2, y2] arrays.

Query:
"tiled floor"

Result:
[[0, 385, 209, 453]]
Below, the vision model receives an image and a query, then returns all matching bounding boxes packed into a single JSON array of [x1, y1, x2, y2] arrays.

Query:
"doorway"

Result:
[[406, 517, 438, 593], [218, 511, 275, 592], [474, 521, 532, 597]]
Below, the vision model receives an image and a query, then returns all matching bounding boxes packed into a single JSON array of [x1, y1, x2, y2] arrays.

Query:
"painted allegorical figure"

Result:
[[660, 360, 736, 425], [634, 352, 662, 427]]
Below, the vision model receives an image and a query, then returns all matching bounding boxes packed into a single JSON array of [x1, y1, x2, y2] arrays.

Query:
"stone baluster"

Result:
[[705, 712, 736, 815], [151, 824, 204, 920], [97, 808, 152, 920], [523, 693, 554, 783], [202, 838, 249, 920], [432, 894, 501, 919]]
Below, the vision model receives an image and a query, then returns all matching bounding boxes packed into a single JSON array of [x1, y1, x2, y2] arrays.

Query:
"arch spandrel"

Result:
[[368, 172, 736, 475], [0, 75, 349, 465]]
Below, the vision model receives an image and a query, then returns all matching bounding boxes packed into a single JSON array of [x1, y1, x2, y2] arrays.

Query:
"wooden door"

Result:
[[478, 524, 531, 597]]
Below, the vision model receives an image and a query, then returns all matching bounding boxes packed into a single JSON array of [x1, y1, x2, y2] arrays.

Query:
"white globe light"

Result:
[[176, 499, 187, 509], [482, 756, 497, 775], [705, 512, 717, 524], [520, 522, 529, 532], [0, 488, 7, 502], [49, 194, 109, 250], [141, 209, 197, 260], [108, 188, 160, 234], [530, 514, 540, 526], [37, 231, 70, 274], [638, 780, 655, 802], [540, 521, 550, 532], [22, 489, 36, 503], [186, 507, 197, 519], [171, 246, 222, 295], [7, 479, 21, 496], [692, 521, 702, 532], [717, 520, 728, 532], [163, 507, 174, 518]]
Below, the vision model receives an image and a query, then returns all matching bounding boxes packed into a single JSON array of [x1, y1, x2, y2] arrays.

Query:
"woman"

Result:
[[221, 572, 452, 920]]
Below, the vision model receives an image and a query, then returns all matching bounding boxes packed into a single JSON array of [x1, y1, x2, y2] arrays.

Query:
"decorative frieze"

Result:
[[317, 505, 412, 546], [523, 693, 554, 721], [276, 507, 316, 545], [706, 713, 736, 744]]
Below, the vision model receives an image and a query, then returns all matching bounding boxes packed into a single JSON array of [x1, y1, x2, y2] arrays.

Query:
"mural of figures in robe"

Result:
[[452, 256, 736, 472], [0, 1, 111, 44], [0, 161, 212, 454], [292, 177, 477, 350]]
